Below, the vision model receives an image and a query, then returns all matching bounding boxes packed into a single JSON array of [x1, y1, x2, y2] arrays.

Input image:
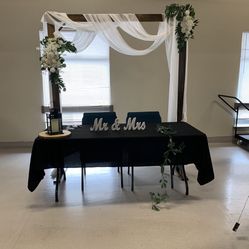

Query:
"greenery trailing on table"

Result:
[[165, 3, 198, 52], [150, 126, 184, 211], [40, 34, 77, 91]]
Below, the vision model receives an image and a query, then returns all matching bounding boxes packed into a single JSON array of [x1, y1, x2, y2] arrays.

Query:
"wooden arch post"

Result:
[[47, 23, 61, 111], [177, 44, 186, 122], [46, 14, 186, 120]]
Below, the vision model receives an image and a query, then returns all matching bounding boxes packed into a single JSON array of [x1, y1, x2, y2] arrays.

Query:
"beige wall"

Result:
[[0, 0, 247, 142], [188, 0, 246, 138]]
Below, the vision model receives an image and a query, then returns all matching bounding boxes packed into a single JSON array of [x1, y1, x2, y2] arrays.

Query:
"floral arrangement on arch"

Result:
[[165, 4, 198, 52], [40, 34, 77, 91]]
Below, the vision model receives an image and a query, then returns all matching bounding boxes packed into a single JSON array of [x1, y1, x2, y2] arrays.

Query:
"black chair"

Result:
[[81, 112, 123, 191], [125, 111, 189, 195], [126, 111, 162, 124], [82, 112, 117, 126], [125, 111, 162, 191]]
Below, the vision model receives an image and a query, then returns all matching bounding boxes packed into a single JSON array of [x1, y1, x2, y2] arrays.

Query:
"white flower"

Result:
[[47, 51, 56, 59], [52, 59, 57, 64], [181, 15, 194, 37], [185, 10, 190, 16], [50, 67, 56, 73], [39, 35, 76, 90], [58, 39, 64, 45]]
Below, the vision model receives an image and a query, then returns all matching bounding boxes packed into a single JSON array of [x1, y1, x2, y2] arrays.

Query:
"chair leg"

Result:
[[170, 165, 188, 195], [55, 167, 60, 202], [181, 165, 189, 195], [62, 168, 66, 181], [120, 166, 123, 188], [131, 166, 134, 191], [81, 165, 84, 192], [53, 168, 65, 184], [170, 165, 174, 189]]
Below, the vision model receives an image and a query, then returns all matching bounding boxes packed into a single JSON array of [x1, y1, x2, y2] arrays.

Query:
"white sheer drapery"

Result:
[[41, 11, 188, 121]]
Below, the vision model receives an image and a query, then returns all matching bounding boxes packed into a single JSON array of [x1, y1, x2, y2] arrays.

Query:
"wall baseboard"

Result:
[[207, 136, 234, 143], [0, 141, 33, 148]]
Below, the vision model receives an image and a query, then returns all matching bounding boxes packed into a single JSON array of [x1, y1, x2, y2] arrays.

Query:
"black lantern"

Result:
[[46, 108, 63, 135]]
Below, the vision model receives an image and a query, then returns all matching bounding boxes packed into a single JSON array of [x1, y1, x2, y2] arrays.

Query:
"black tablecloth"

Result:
[[28, 122, 214, 191]]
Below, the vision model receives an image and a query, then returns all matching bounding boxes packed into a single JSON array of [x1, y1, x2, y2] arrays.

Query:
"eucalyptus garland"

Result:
[[40, 35, 77, 91], [165, 4, 198, 52], [150, 126, 184, 211]]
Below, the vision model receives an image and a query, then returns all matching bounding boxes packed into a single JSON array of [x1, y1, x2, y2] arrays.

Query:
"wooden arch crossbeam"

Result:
[[47, 14, 164, 38], [47, 14, 186, 122]]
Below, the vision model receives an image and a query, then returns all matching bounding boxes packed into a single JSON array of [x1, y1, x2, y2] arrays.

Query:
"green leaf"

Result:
[[165, 3, 198, 52], [40, 35, 77, 91], [160, 166, 165, 174], [152, 205, 160, 211]]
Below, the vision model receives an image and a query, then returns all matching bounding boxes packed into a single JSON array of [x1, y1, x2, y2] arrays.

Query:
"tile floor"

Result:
[[1, 143, 249, 248]]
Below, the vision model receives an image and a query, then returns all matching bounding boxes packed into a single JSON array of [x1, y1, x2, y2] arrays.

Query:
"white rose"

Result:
[[53, 43, 60, 49], [181, 16, 194, 36], [185, 10, 190, 16], [52, 59, 58, 65], [48, 38, 54, 43], [58, 39, 64, 45], [50, 67, 56, 73], [47, 53, 54, 61]]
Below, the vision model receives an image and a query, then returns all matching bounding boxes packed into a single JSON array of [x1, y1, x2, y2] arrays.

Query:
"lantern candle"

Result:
[[46, 109, 63, 135]]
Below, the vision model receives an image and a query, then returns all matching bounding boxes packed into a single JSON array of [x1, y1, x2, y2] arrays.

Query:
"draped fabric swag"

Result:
[[41, 11, 188, 121]]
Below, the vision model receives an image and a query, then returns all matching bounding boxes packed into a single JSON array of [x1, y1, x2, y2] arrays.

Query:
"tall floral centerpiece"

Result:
[[165, 4, 198, 52], [40, 34, 77, 92]]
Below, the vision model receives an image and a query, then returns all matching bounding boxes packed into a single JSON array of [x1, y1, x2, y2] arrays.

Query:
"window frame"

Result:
[[40, 29, 112, 125]]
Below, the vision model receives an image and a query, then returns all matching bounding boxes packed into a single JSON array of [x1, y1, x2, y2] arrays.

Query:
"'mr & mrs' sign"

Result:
[[90, 117, 146, 131]]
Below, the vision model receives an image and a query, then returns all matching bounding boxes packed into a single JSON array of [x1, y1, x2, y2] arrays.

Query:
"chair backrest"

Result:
[[126, 111, 162, 124], [82, 112, 117, 125]]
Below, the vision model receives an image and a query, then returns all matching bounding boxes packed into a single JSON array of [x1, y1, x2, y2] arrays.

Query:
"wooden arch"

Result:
[[47, 14, 186, 122]]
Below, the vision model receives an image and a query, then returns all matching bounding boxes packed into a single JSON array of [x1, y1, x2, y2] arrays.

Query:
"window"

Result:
[[237, 33, 249, 126], [41, 31, 111, 125], [237, 33, 249, 102]]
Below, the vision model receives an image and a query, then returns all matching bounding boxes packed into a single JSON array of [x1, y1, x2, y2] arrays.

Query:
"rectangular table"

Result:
[[28, 122, 214, 200]]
